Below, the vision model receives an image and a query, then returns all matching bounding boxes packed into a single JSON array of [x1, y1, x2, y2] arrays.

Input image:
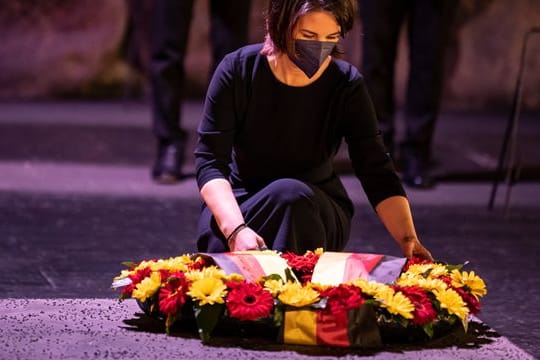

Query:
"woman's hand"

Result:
[[398, 236, 434, 261], [228, 226, 267, 251]]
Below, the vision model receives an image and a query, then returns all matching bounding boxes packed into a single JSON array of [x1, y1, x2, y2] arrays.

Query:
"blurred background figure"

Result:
[[150, 0, 251, 184], [359, 0, 458, 189]]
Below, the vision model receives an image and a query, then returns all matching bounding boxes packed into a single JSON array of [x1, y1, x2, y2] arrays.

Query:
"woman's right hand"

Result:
[[229, 226, 267, 251]]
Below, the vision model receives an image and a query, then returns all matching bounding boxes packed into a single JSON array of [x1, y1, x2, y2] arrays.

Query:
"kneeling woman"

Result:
[[194, 0, 433, 261]]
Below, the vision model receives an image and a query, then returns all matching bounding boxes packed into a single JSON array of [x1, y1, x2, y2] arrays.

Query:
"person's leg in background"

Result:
[[400, 0, 458, 188], [359, 0, 408, 159], [150, 0, 194, 183], [208, 0, 251, 74]]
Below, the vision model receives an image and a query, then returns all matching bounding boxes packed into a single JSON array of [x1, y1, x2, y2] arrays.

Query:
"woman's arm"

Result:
[[195, 50, 265, 251], [375, 195, 433, 260], [200, 178, 266, 251]]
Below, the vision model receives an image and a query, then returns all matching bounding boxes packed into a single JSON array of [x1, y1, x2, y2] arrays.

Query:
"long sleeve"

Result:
[[195, 53, 238, 189], [342, 73, 406, 208]]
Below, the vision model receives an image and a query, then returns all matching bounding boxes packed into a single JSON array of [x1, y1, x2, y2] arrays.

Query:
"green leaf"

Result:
[[423, 323, 434, 338], [461, 317, 469, 334], [261, 273, 284, 283], [121, 261, 137, 268], [364, 299, 379, 307], [273, 306, 284, 327], [284, 268, 297, 283], [397, 316, 409, 327], [193, 303, 225, 343], [165, 314, 180, 335], [445, 262, 466, 272]]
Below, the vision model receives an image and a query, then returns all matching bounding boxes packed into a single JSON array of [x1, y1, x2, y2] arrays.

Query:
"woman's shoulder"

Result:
[[330, 58, 364, 83], [224, 43, 264, 66], [216, 43, 265, 80]]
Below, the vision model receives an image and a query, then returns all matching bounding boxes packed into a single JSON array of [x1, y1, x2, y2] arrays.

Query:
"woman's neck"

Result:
[[267, 52, 330, 87]]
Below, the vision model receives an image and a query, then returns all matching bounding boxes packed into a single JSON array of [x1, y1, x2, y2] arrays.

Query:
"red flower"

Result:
[[320, 284, 365, 313], [158, 272, 190, 316], [189, 257, 210, 271], [159, 269, 172, 280], [453, 286, 481, 315], [402, 257, 434, 272], [440, 276, 452, 285], [120, 283, 135, 297], [130, 267, 152, 284], [397, 286, 437, 325], [281, 251, 320, 284], [226, 281, 274, 321], [121, 267, 152, 297]]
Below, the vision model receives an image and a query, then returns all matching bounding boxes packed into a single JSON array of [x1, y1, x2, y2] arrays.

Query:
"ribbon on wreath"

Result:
[[311, 252, 407, 285], [281, 304, 382, 347], [281, 252, 406, 347], [198, 251, 296, 283]]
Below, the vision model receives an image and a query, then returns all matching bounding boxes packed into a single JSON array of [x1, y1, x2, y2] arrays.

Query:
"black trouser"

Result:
[[359, 0, 456, 163], [150, 0, 251, 143], [197, 178, 353, 254]]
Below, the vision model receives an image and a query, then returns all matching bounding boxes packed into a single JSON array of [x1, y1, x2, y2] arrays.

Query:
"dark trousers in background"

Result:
[[150, 0, 251, 144], [359, 0, 457, 165]]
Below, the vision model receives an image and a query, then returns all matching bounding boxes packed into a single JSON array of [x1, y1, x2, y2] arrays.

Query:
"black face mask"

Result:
[[291, 39, 336, 78]]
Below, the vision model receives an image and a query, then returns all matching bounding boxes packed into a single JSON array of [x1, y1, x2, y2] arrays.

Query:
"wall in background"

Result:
[[0, 0, 539, 111]]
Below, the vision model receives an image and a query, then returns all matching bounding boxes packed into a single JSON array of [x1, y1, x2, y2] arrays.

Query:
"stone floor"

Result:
[[0, 298, 534, 360], [0, 101, 539, 359]]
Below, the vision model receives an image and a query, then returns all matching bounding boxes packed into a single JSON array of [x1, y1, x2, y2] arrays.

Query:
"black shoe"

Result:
[[401, 156, 435, 189], [152, 140, 185, 184]]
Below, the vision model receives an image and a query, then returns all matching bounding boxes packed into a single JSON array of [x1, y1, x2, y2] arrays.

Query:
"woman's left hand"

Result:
[[399, 236, 434, 261]]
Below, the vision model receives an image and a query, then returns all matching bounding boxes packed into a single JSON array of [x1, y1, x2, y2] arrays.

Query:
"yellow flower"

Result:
[[397, 275, 448, 292], [134, 260, 157, 272], [309, 282, 333, 293], [425, 264, 449, 278], [185, 269, 203, 282], [187, 277, 227, 306], [433, 288, 469, 320], [406, 264, 448, 278], [263, 278, 285, 296], [164, 255, 194, 271], [185, 266, 227, 282], [451, 270, 487, 299], [113, 269, 132, 281], [352, 279, 392, 298], [314, 248, 324, 255], [377, 290, 414, 319], [226, 273, 245, 282], [132, 271, 161, 302], [278, 282, 320, 307]]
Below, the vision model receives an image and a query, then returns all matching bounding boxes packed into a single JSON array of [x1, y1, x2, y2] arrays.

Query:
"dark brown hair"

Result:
[[262, 0, 357, 58]]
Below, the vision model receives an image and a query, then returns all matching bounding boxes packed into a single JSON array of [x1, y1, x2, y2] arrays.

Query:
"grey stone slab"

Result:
[[1, 101, 539, 358], [0, 299, 535, 360], [1, 189, 539, 356]]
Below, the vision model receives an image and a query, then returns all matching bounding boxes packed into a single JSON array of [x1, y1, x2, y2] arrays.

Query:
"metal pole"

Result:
[[488, 28, 540, 211]]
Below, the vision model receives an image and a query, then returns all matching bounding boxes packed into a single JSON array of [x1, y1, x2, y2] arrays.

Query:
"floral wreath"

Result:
[[113, 249, 487, 346]]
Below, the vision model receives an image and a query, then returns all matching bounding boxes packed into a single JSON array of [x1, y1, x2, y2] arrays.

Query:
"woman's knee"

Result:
[[262, 178, 316, 208]]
